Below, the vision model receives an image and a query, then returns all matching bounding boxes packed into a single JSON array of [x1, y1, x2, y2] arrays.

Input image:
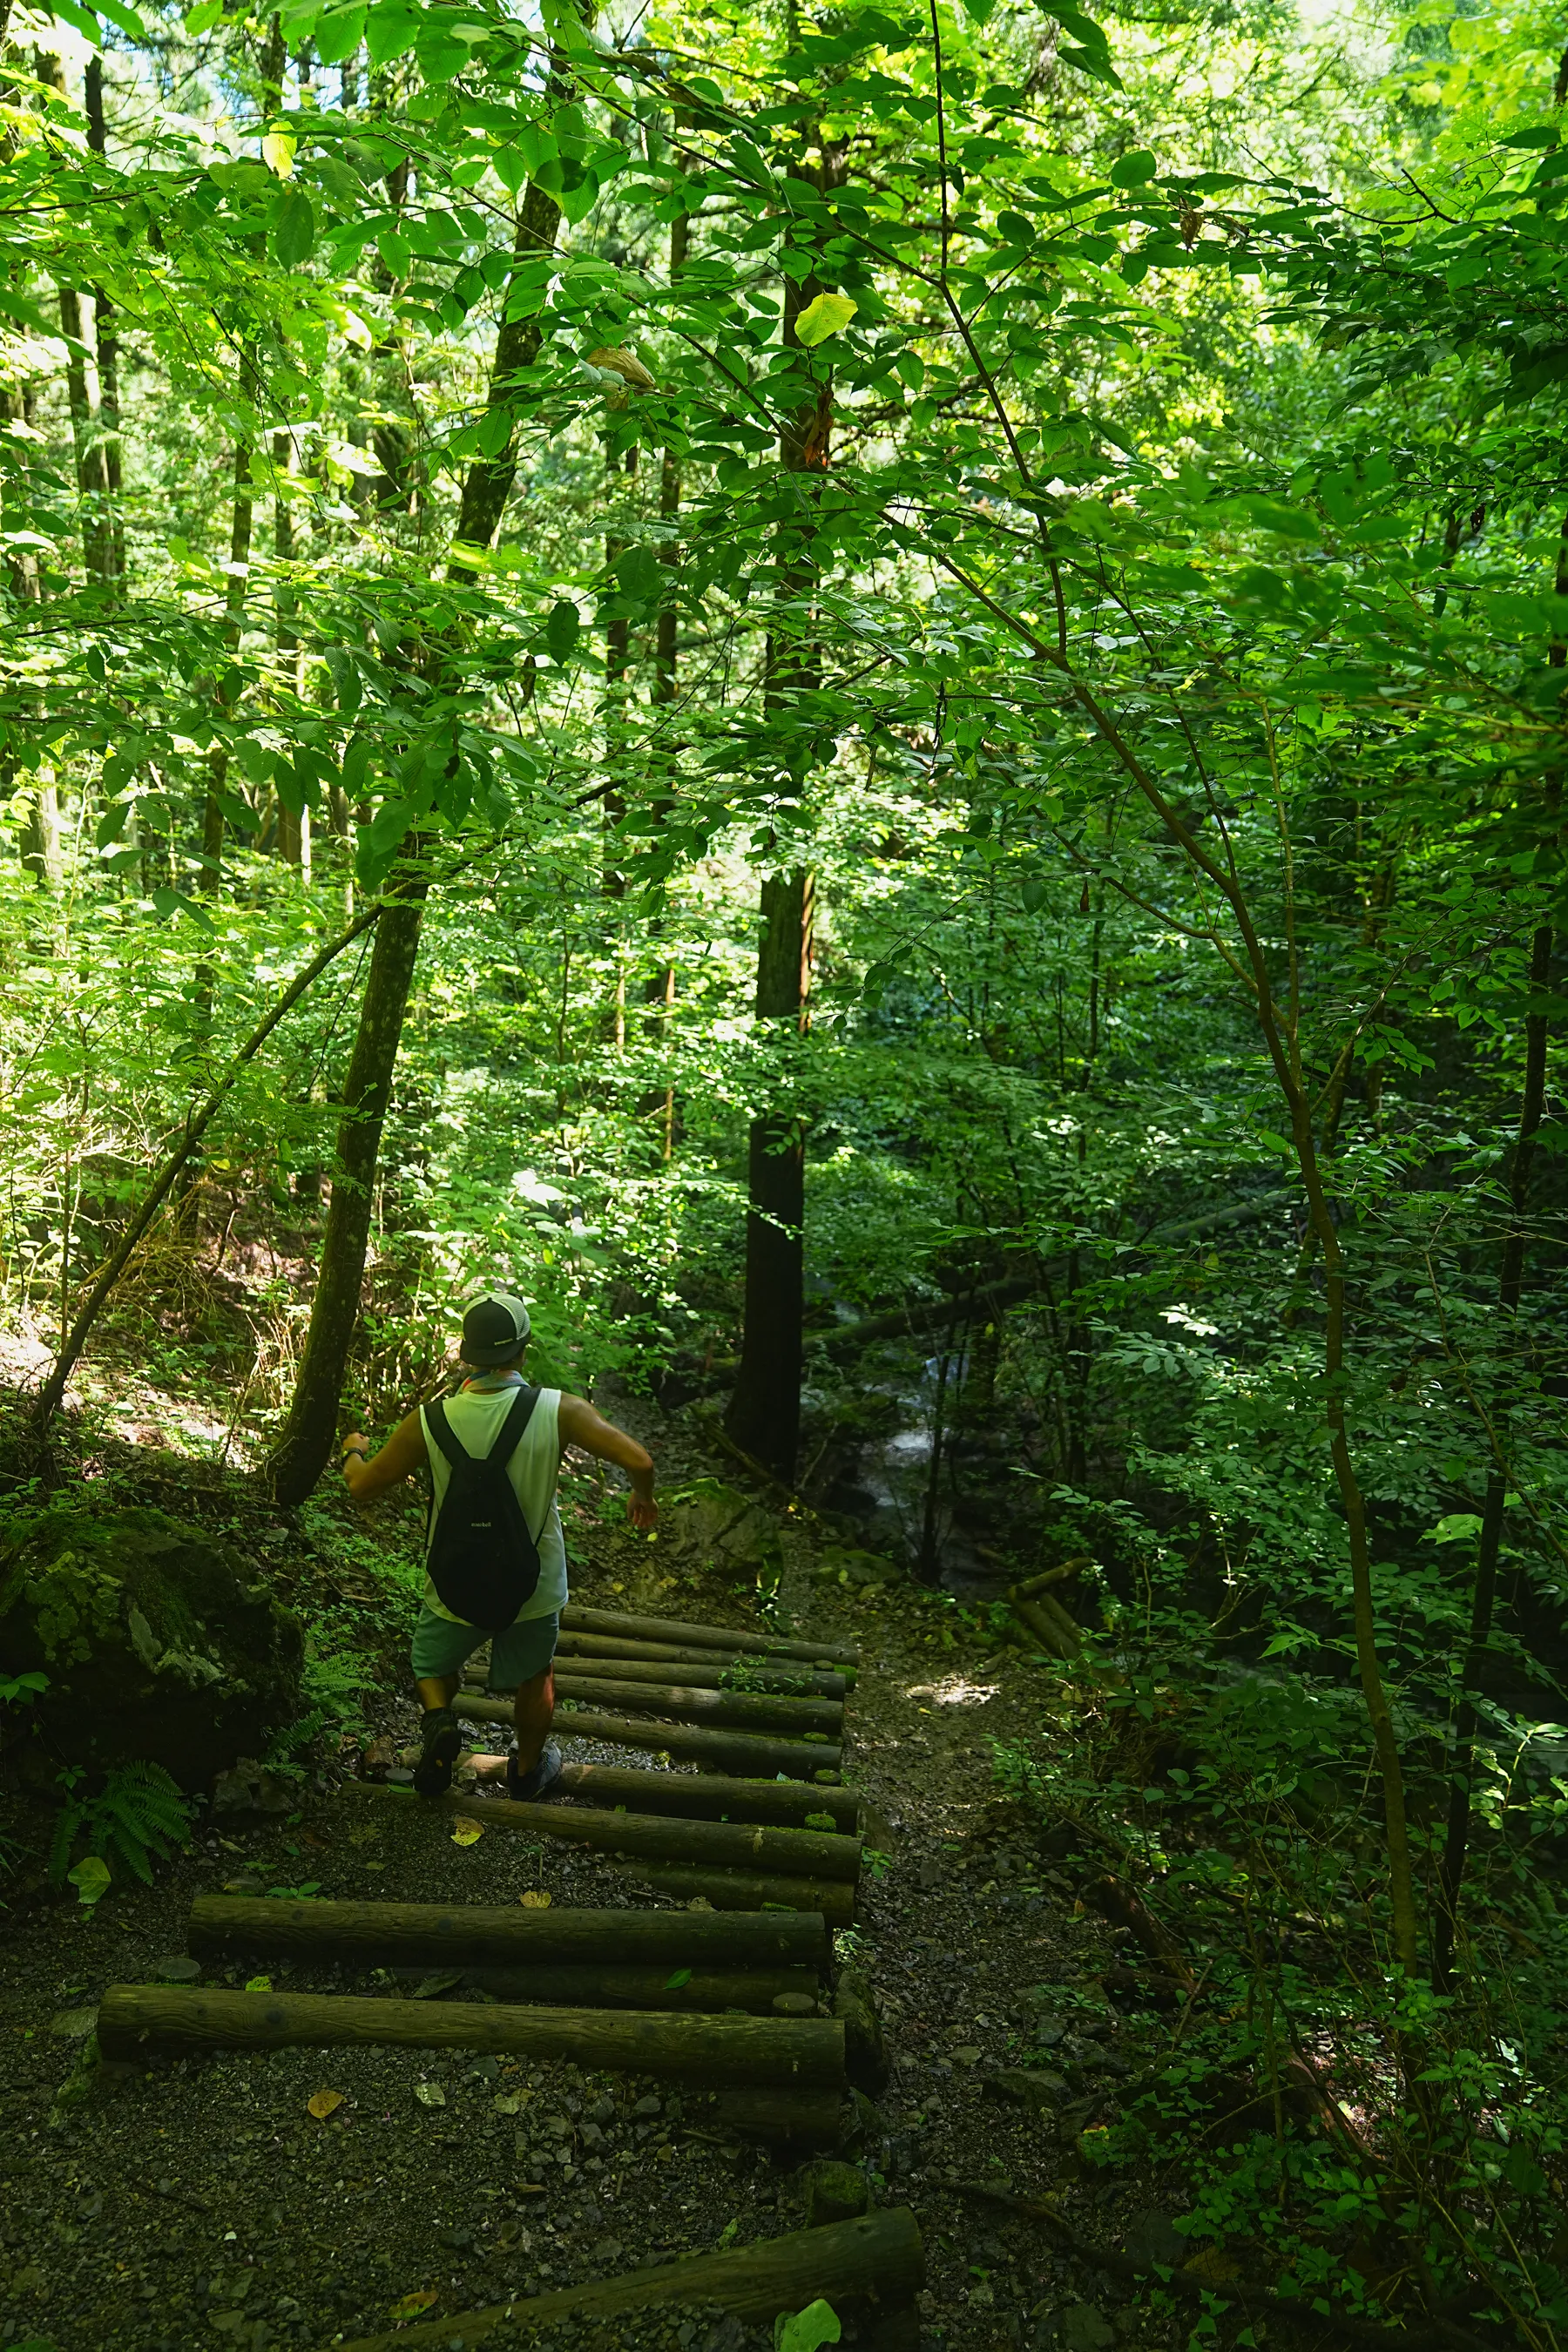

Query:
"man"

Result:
[[341, 1291, 657, 1801]]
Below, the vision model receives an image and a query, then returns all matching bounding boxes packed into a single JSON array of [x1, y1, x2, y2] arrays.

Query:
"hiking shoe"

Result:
[[413, 1707, 463, 1799], [506, 1744, 563, 1803]]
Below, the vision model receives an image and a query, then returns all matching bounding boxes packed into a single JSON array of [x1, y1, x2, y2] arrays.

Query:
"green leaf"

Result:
[[51, 0, 105, 44], [314, 3, 366, 63], [150, 887, 214, 931], [274, 188, 316, 268], [185, 0, 223, 25], [476, 404, 512, 458], [663, 1968, 693, 1989], [363, 0, 418, 64], [1110, 148, 1157, 186], [67, 1855, 112, 1909], [794, 292, 858, 346], [377, 227, 411, 278], [97, 0, 146, 34], [544, 598, 581, 664], [776, 2301, 841, 2352]]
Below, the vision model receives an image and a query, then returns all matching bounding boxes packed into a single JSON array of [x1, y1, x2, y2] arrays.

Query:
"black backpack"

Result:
[[423, 1386, 544, 1632]]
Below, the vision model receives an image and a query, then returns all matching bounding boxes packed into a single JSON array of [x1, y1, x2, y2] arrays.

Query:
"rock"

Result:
[[662, 1480, 782, 1585], [797, 2158, 868, 2227], [153, 1955, 202, 1983], [1122, 2209, 1186, 2272], [983, 2068, 1071, 2112], [212, 1759, 294, 1819], [1061, 2306, 1114, 2352], [0, 1504, 302, 1787], [632, 2093, 662, 2118], [49, 2007, 99, 2040]]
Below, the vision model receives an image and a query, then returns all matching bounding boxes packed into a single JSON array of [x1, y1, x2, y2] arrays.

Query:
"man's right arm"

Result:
[[342, 1410, 427, 1505], [558, 1393, 658, 1531]]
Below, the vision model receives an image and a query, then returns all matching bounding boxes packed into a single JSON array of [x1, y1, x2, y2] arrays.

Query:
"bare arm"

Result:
[[341, 1411, 426, 1505], [558, 1393, 658, 1531]]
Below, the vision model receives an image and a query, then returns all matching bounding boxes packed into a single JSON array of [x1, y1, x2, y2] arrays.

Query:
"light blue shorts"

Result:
[[410, 1608, 559, 1692]]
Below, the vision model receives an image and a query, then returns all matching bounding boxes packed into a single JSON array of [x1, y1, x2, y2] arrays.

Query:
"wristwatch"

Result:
[[342, 1443, 369, 1463]]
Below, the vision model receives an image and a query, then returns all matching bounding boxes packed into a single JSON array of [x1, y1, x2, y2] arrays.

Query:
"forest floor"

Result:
[[0, 1387, 1186, 2352]]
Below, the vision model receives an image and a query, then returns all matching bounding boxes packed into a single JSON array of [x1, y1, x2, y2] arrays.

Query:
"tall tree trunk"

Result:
[[83, 56, 124, 585], [274, 422, 307, 871], [1432, 923, 1553, 1987], [37, 51, 115, 590], [642, 205, 688, 1159], [603, 443, 635, 1042], [724, 137, 836, 1482], [264, 871, 428, 1504], [266, 118, 571, 1506]]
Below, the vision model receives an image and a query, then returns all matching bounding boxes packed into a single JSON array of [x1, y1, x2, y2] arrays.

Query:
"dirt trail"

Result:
[[0, 1416, 1171, 2352]]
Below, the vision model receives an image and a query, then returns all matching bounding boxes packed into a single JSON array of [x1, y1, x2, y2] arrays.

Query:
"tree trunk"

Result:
[[36, 52, 114, 591], [1434, 917, 1554, 1987], [273, 422, 307, 871], [265, 875, 428, 1503], [83, 56, 124, 583], [725, 140, 836, 1483], [265, 125, 572, 1504]]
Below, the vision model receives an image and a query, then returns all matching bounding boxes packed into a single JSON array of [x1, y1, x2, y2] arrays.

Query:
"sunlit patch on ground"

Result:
[[903, 1675, 1001, 1707]]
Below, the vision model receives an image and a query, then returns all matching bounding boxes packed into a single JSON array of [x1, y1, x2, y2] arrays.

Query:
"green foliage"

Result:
[[48, 1763, 193, 1896], [775, 2301, 841, 2352], [265, 1623, 379, 1779]]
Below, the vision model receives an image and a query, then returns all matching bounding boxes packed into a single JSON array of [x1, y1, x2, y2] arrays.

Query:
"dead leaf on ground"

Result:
[[307, 2089, 344, 2121], [451, 1816, 483, 1847], [388, 2288, 439, 2320], [414, 2082, 447, 2107], [518, 1888, 551, 1908], [244, 1975, 272, 1993]]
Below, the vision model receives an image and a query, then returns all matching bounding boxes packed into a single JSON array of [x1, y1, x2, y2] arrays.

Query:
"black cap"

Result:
[[460, 1292, 532, 1368]]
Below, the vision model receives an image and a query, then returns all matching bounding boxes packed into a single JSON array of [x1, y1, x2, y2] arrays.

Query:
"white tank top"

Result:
[[418, 1378, 568, 1626]]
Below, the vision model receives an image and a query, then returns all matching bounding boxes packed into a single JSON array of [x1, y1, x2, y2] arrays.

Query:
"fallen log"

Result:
[[1009, 1592, 1081, 1660], [187, 1895, 830, 1972], [557, 1632, 858, 1688], [504, 1651, 848, 1700], [1015, 1558, 1090, 1599], [563, 1605, 857, 1669], [623, 1862, 856, 1925], [552, 1672, 844, 1737], [331, 2207, 923, 2352], [551, 1761, 861, 1834], [457, 1693, 843, 1778], [703, 2085, 844, 2143], [340, 1779, 860, 1882], [97, 1984, 845, 2085]]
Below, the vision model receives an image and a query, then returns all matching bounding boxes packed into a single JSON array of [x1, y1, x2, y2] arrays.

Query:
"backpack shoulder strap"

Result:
[[486, 1383, 541, 1468], [423, 1396, 472, 1473]]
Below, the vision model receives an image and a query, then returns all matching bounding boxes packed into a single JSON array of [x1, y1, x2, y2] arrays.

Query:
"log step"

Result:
[[420, 1965, 819, 2013], [96, 1984, 845, 2087], [551, 1673, 843, 1737], [545, 1646, 850, 1702], [552, 1761, 860, 1832], [340, 1780, 860, 1882], [557, 1631, 857, 1687], [458, 1694, 842, 1779], [562, 1604, 857, 1669], [330, 2207, 923, 2352], [188, 1894, 830, 1972], [617, 1862, 857, 1925]]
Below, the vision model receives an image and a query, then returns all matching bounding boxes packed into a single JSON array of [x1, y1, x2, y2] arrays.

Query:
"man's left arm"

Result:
[[341, 1411, 427, 1505]]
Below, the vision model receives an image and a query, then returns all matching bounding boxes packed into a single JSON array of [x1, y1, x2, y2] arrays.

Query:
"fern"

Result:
[[49, 1762, 192, 1889]]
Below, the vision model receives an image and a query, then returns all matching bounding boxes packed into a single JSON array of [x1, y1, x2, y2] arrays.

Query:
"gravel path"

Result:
[[0, 1423, 1184, 2352]]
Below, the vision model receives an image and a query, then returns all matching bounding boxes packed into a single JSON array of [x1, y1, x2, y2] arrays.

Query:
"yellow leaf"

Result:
[[794, 292, 857, 347], [388, 2288, 439, 2321], [451, 1816, 483, 1846], [308, 2088, 344, 2120], [518, 1888, 551, 1908], [587, 344, 658, 391], [244, 1974, 272, 1992], [262, 130, 295, 178]]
